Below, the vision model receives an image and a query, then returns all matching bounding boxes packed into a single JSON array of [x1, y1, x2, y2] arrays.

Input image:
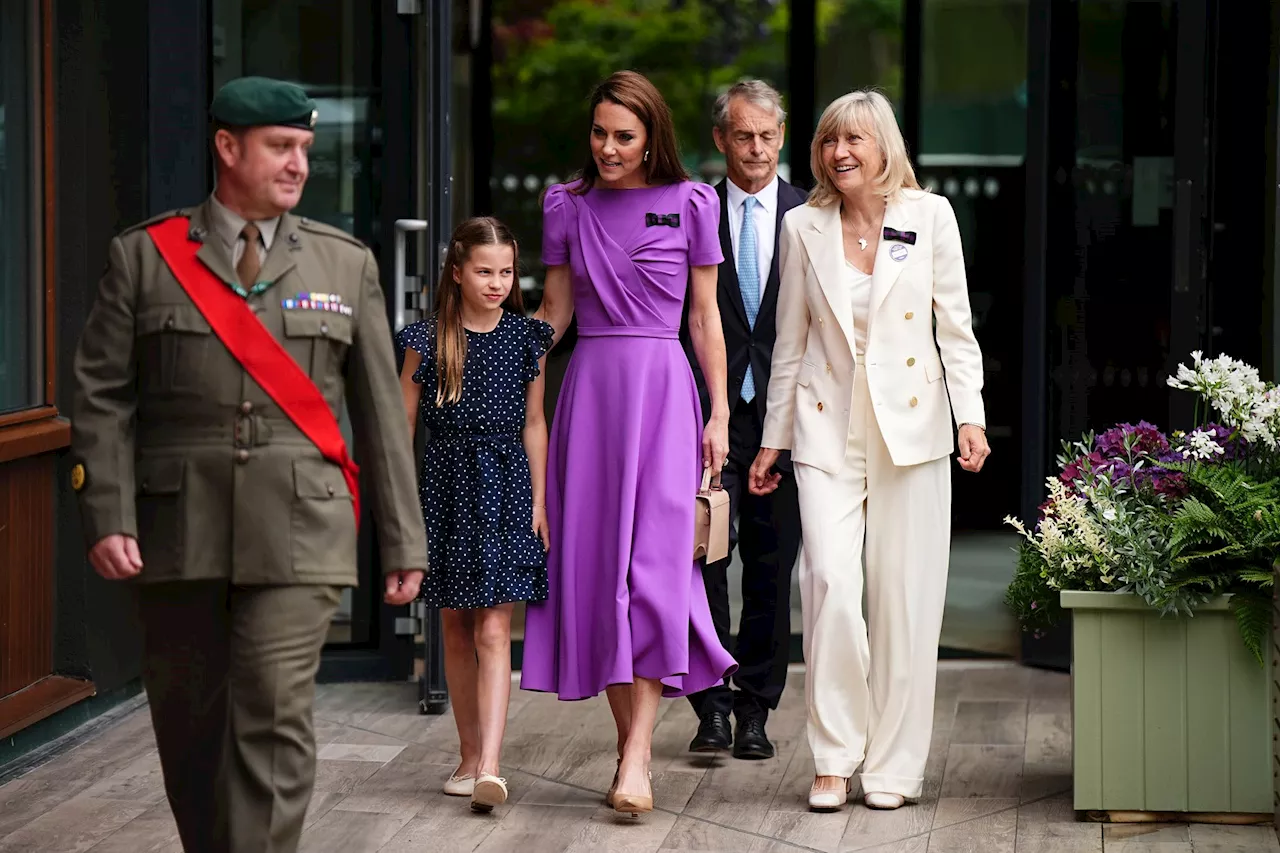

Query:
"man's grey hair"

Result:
[[713, 80, 787, 130]]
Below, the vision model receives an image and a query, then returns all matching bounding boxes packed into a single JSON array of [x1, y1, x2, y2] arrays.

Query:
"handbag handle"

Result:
[[700, 466, 723, 493]]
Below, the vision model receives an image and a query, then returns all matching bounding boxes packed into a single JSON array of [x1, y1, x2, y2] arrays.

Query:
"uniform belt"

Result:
[[136, 415, 313, 448]]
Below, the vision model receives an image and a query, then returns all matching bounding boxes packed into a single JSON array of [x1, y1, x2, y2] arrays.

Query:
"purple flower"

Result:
[[1096, 421, 1171, 460]]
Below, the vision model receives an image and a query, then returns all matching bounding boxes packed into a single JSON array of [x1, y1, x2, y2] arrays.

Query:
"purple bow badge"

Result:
[[883, 227, 916, 245], [646, 212, 680, 228]]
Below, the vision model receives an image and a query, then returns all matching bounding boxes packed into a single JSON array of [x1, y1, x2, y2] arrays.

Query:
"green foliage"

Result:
[[1229, 592, 1272, 667]]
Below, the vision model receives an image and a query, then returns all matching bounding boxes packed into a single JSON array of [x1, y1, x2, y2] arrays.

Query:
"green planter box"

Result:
[[1061, 591, 1271, 815]]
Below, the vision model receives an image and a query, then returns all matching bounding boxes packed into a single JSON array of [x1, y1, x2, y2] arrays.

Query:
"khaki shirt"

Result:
[[69, 196, 429, 586]]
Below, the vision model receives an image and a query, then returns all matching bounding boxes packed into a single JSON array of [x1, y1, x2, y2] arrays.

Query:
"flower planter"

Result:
[[1061, 590, 1271, 815]]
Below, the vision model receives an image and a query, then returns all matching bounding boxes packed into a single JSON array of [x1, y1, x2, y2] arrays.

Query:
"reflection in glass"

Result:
[[815, 0, 903, 120], [920, 0, 1027, 162], [210, 0, 380, 247], [490, 0, 790, 299], [0, 0, 36, 414]]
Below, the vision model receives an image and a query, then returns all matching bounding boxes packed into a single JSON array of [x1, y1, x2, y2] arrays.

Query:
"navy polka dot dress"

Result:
[[395, 311, 554, 609]]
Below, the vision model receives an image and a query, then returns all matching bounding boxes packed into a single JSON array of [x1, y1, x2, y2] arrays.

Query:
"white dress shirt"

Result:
[[726, 174, 779, 288]]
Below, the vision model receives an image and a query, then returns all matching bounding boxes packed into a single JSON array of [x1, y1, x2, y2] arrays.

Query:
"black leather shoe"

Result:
[[732, 717, 775, 760], [689, 711, 732, 752]]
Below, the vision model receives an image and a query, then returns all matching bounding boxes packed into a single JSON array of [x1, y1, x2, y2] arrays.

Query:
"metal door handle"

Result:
[[394, 219, 429, 331]]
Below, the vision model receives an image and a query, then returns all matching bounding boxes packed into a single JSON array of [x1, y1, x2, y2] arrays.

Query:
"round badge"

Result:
[[890, 244, 909, 262], [71, 463, 86, 492]]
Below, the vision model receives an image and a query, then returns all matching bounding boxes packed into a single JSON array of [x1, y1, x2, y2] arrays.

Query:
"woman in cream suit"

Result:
[[748, 90, 989, 812]]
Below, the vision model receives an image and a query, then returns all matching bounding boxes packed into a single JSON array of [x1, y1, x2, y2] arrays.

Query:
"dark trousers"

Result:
[[139, 581, 341, 853], [689, 398, 802, 723]]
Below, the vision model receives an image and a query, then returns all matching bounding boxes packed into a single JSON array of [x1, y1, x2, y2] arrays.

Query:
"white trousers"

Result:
[[794, 360, 951, 798]]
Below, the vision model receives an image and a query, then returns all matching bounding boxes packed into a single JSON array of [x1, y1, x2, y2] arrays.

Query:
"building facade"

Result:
[[2, 0, 1277, 766]]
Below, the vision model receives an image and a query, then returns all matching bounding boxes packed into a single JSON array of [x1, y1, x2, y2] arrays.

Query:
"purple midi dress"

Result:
[[519, 180, 739, 700]]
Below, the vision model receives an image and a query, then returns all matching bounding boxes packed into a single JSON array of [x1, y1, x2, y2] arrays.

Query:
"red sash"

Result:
[[146, 216, 361, 525]]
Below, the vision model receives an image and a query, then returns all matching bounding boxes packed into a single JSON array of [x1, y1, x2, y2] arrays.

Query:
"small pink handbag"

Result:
[[693, 467, 730, 563]]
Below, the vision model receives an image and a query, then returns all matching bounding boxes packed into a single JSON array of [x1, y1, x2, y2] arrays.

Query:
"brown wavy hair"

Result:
[[433, 216, 523, 406], [569, 70, 689, 194]]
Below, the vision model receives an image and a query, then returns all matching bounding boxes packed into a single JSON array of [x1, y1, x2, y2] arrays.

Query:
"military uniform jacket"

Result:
[[70, 197, 430, 586]]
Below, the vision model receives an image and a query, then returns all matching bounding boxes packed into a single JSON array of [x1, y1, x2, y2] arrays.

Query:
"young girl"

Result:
[[396, 216, 554, 813]]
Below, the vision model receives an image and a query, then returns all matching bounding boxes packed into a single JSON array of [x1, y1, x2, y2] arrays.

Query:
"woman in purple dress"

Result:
[[521, 70, 737, 816]]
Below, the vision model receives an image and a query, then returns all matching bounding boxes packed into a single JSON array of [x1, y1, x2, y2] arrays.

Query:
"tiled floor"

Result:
[[1, 662, 1276, 852]]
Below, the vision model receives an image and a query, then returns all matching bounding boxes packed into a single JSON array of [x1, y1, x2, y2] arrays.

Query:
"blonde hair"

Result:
[[807, 89, 920, 208]]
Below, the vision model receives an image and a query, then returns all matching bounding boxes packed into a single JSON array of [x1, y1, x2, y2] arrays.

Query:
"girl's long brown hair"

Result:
[[570, 70, 689, 195], [433, 216, 523, 406]]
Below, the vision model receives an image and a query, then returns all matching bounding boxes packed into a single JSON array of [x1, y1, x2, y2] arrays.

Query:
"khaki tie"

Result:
[[236, 223, 262, 291]]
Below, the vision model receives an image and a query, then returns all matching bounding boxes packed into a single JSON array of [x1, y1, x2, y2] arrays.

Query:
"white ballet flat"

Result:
[[443, 772, 475, 797], [471, 773, 508, 812], [864, 791, 905, 810], [808, 777, 852, 811]]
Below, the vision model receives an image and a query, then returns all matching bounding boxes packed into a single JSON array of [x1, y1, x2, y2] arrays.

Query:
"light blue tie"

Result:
[[738, 196, 761, 402]]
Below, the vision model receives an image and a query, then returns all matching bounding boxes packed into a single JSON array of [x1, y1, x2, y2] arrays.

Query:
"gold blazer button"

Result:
[[817, 402, 824, 412], [825, 363, 832, 373], [909, 396, 919, 408], [905, 311, 914, 320], [907, 357, 916, 367]]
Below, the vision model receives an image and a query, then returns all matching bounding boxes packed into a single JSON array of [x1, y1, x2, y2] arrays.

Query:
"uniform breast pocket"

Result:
[[135, 305, 212, 394], [282, 311, 355, 385]]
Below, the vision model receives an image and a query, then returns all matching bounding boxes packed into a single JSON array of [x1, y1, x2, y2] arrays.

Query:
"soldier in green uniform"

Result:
[[69, 77, 429, 853]]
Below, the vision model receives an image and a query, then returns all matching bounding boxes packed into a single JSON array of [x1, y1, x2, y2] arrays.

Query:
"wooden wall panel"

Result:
[[0, 453, 55, 698]]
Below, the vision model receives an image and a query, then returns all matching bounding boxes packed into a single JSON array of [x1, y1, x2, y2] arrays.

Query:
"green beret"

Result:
[[210, 76, 317, 130]]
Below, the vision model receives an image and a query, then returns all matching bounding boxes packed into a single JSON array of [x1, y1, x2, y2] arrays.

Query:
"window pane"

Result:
[[211, 0, 381, 245], [816, 1, 904, 117], [921, 0, 1027, 161], [0, 1, 37, 414], [491, 0, 790, 299]]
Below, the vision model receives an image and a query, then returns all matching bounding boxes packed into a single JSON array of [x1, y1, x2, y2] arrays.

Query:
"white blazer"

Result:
[[760, 189, 985, 473]]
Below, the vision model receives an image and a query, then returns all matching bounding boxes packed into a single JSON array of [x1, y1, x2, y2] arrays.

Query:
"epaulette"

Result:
[[296, 216, 367, 250], [118, 208, 190, 237]]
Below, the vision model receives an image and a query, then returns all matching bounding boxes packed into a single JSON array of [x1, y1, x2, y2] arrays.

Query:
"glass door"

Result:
[[209, 0, 448, 681], [1019, 0, 1218, 670]]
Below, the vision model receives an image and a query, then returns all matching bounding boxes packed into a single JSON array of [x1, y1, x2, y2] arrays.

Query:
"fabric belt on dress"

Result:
[[855, 353, 866, 364], [429, 430, 522, 528], [576, 325, 678, 340]]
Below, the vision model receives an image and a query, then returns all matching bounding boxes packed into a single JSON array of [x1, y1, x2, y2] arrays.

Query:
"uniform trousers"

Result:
[[138, 581, 341, 853], [794, 358, 950, 798]]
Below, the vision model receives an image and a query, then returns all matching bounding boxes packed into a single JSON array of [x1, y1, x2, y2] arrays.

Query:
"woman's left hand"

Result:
[[532, 506, 551, 552], [703, 413, 730, 474], [957, 424, 991, 473]]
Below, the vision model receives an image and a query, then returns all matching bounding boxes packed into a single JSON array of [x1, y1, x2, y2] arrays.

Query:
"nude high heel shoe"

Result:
[[613, 771, 653, 818], [604, 759, 621, 807], [808, 776, 852, 811]]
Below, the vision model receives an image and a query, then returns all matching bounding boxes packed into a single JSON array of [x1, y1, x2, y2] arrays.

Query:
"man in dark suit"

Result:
[[682, 80, 805, 760]]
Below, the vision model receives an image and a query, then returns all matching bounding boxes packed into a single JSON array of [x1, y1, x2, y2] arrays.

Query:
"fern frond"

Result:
[[1229, 594, 1273, 667]]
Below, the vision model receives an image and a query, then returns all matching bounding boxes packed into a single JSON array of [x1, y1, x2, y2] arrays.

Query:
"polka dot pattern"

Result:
[[395, 310, 554, 609]]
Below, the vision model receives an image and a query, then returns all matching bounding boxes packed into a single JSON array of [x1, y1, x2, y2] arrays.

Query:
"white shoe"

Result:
[[443, 772, 475, 797], [808, 777, 852, 811], [471, 774, 508, 812], [864, 792, 905, 810]]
